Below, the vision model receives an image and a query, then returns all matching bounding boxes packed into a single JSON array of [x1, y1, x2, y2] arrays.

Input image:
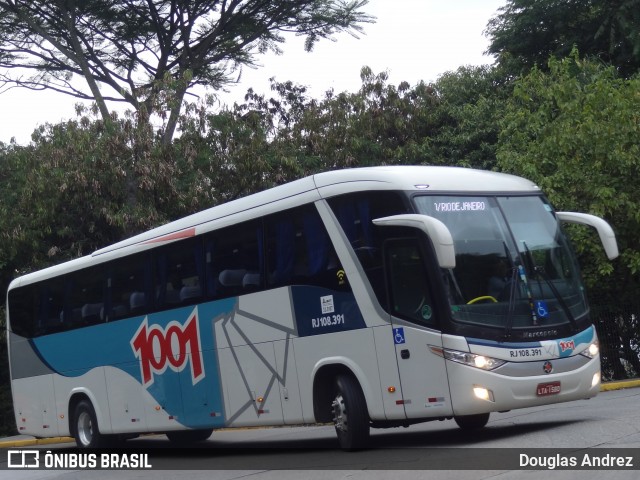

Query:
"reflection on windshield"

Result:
[[414, 195, 588, 331]]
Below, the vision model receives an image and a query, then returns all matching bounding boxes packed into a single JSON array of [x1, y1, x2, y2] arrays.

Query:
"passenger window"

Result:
[[328, 191, 410, 305], [209, 221, 263, 299], [8, 286, 37, 338], [385, 238, 437, 327], [66, 266, 106, 327], [265, 205, 349, 291], [156, 238, 204, 308], [109, 253, 152, 319], [39, 282, 66, 334]]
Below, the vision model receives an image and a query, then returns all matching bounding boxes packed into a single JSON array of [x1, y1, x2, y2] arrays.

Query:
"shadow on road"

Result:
[[73, 419, 582, 470]]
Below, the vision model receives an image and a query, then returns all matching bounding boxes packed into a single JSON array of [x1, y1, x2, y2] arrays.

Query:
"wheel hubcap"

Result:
[[332, 394, 348, 432], [77, 411, 93, 446]]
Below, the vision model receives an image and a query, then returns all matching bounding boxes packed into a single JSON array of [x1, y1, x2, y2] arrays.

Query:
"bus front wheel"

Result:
[[454, 412, 490, 430], [73, 399, 106, 448], [331, 374, 370, 450]]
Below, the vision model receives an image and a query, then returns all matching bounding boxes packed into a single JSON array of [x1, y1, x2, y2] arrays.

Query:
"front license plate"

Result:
[[537, 381, 561, 396]]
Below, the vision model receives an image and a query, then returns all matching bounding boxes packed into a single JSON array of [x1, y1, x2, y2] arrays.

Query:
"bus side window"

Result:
[[109, 253, 152, 320], [42, 282, 66, 334], [328, 191, 410, 306], [9, 282, 66, 338], [265, 205, 349, 291], [8, 286, 37, 338], [265, 217, 296, 287], [65, 266, 106, 328], [384, 238, 437, 327], [210, 221, 263, 299], [155, 238, 204, 309]]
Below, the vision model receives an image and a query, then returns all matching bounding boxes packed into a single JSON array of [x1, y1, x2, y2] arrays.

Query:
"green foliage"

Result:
[[280, 67, 441, 168], [498, 53, 640, 294], [486, 0, 640, 77], [183, 65, 510, 176], [2, 111, 169, 274], [429, 64, 514, 170], [497, 52, 640, 379]]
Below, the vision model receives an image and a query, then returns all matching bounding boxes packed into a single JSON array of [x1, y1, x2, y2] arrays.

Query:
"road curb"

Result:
[[599, 378, 640, 391], [1, 380, 638, 448], [0, 436, 74, 448]]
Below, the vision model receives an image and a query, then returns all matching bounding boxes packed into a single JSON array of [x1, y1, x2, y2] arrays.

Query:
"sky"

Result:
[[0, 0, 506, 145]]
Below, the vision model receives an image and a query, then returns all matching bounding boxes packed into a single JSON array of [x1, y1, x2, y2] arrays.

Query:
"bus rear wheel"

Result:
[[73, 399, 107, 448], [166, 429, 213, 445], [454, 413, 490, 430], [331, 374, 370, 450]]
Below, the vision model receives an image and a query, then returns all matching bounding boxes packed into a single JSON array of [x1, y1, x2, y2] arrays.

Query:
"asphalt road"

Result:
[[2, 385, 640, 479]]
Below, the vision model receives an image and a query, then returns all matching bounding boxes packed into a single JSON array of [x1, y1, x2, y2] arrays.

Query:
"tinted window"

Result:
[[156, 239, 204, 308], [8, 287, 36, 338], [385, 238, 437, 327], [328, 191, 409, 305], [265, 204, 349, 291], [66, 266, 106, 327], [9, 203, 356, 337], [109, 253, 152, 319], [208, 221, 263, 299]]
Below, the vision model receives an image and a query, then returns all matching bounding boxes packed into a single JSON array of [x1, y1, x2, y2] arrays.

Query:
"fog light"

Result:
[[592, 372, 601, 388], [473, 386, 495, 402]]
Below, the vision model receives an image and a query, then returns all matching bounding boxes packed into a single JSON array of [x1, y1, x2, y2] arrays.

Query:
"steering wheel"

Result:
[[467, 295, 498, 305], [414, 296, 426, 315]]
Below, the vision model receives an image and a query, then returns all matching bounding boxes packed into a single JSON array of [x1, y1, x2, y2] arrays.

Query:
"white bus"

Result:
[[6, 166, 618, 450]]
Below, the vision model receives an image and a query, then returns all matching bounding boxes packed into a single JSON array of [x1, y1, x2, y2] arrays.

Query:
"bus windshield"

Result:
[[414, 195, 588, 332]]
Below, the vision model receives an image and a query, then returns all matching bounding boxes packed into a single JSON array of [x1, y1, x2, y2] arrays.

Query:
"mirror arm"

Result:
[[556, 212, 619, 260], [373, 214, 456, 268]]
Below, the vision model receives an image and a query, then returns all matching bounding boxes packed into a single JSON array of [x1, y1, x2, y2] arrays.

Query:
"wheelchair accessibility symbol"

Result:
[[535, 300, 550, 318], [393, 327, 406, 345]]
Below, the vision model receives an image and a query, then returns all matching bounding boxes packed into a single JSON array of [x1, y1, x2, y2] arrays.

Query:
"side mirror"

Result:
[[372, 214, 456, 268], [556, 212, 619, 260]]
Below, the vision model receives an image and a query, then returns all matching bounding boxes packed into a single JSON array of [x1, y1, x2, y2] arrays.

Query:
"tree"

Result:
[[0, 0, 373, 143], [264, 65, 510, 171], [0, 109, 184, 276], [486, 0, 640, 77], [428, 64, 512, 170], [496, 52, 640, 378], [179, 64, 511, 180]]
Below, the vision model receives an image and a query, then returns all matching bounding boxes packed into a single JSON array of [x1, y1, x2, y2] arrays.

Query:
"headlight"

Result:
[[580, 341, 599, 359], [430, 346, 506, 370]]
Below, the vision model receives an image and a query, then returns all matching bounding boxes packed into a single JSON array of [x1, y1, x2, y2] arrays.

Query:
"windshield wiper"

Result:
[[522, 242, 577, 328], [502, 243, 519, 339]]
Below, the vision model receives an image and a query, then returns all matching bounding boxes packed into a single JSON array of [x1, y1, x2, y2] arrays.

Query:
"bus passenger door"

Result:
[[384, 238, 453, 419]]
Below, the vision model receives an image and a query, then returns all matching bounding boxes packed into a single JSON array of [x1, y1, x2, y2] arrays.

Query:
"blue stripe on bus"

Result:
[[31, 298, 237, 429], [27, 287, 366, 428], [467, 325, 595, 358]]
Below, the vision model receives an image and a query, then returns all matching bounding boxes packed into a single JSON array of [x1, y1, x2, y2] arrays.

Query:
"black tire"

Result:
[[454, 412, 490, 430], [166, 428, 213, 445], [331, 374, 370, 450], [73, 399, 107, 448]]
